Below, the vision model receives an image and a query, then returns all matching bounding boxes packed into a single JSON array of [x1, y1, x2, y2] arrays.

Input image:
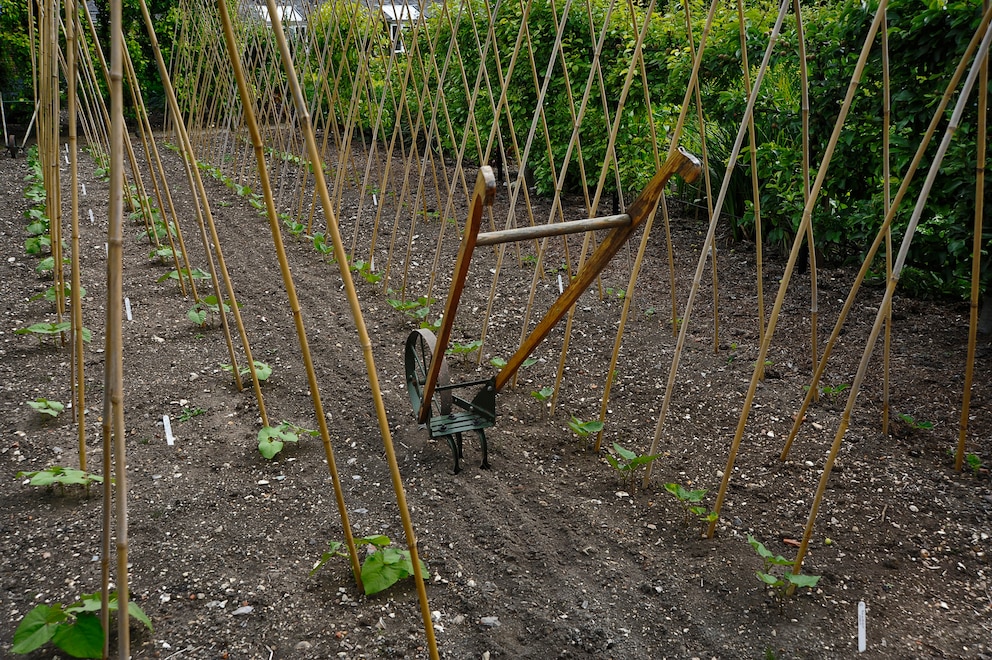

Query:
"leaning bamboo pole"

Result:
[[593, 0, 666, 451], [881, 8, 892, 434], [739, 0, 764, 358], [681, 0, 720, 355], [956, 1, 988, 471], [790, 19, 992, 583], [793, 0, 818, 395], [262, 1, 439, 655], [705, 0, 890, 533], [136, 0, 275, 422], [642, 0, 791, 487], [214, 0, 364, 592], [66, 0, 86, 472], [778, 6, 992, 462], [104, 0, 131, 652]]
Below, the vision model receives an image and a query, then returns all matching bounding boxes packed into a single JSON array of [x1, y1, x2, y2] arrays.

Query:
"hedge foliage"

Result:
[[306, 0, 989, 297]]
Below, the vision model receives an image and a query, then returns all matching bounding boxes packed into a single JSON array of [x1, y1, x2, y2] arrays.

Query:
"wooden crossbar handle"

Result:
[[475, 214, 631, 247]]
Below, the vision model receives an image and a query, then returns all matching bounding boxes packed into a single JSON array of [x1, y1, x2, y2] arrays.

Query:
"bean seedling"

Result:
[[747, 535, 820, 602], [446, 340, 483, 356], [605, 443, 660, 488], [530, 386, 554, 403], [27, 398, 64, 417], [311, 534, 429, 596], [966, 452, 982, 475], [16, 322, 92, 345], [187, 295, 239, 327], [17, 466, 104, 494], [157, 267, 210, 284], [664, 482, 717, 524], [568, 416, 604, 440], [177, 406, 206, 422], [257, 421, 318, 459], [12, 590, 151, 658], [220, 360, 272, 382], [898, 412, 933, 430]]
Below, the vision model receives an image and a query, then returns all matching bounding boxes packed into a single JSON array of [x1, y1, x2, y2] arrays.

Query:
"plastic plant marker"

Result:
[[163, 415, 174, 446], [88, 209, 93, 223], [557, 273, 564, 294], [858, 601, 866, 652], [81, 183, 86, 196], [125, 297, 132, 321]]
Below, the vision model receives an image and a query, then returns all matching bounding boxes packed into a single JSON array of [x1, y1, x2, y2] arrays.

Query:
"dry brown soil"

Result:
[[1, 136, 991, 659]]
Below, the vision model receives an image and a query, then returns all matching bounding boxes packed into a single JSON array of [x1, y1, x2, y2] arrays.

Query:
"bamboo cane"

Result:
[[704, 0, 889, 534], [592, 0, 667, 450], [681, 0, 720, 355], [793, 0, 818, 397], [790, 20, 992, 586], [642, 0, 792, 488], [881, 7, 892, 434], [739, 0, 765, 360], [105, 0, 131, 653], [262, 1, 439, 654], [214, 0, 365, 593], [956, 1, 988, 471], [66, 0, 87, 473], [779, 3, 992, 461]]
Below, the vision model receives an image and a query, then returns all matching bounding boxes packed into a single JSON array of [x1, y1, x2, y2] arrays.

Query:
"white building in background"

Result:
[[379, 2, 420, 53]]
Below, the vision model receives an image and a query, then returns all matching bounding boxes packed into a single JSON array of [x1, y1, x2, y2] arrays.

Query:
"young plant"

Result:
[[157, 267, 210, 284], [965, 452, 982, 475], [257, 421, 318, 459], [220, 360, 272, 382], [568, 416, 604, 440], [186, 295, 239, 327], [898, 413, 933, 430], [17, 466, 104, 494], [605, 443, 660, 488], [16, 323, 92, 344], [12, 590, 152, 657], [350, 258, 382, 284], [177, 406, 205, 422], [747, 535, 820, 601], [446, 340, 483, 357], [311, 534, 429, 596], [821, 383, 850, 397], [31, 284, 86, 304], [27, 398, 64, 417], [664, 482, 717, 524], [531, 386, 554, 403]]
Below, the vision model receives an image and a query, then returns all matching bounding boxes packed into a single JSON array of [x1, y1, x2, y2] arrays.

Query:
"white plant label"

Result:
[[88, 209, 94, 223], [557, 273, 564, 294], [163, 415, 175, 446], [64, 154, 69, 165], [858, 601, 866, 652], [81, 183, 87, 196], [124, 297, 133, 321], [372, 193, 378, 207]]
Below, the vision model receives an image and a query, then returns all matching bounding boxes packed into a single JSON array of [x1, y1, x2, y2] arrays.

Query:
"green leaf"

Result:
[[748, 535, 773, 559], [361, 547, 428, 596], [51, 611, 103, 658], [612, 443, 637, 462], [126, 601, 154, 631], [12, 604, 65, 654], [257, 427, 285, 460], [187, 308, 207, 325], [490, 357, 507, 368], [605, 455, 621, 471], [756, 571, 782, 587], [786, 573, 820, 589]]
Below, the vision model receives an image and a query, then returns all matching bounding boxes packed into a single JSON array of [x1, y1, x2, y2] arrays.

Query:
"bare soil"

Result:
[[1, 136, 991, 659]]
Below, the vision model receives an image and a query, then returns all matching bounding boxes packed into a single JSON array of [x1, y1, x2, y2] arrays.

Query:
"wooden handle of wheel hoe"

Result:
[[417, 166, 497, 424], [493, 147, 701, 392]]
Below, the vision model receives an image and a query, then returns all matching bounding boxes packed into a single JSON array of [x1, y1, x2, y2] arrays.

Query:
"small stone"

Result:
[[909, 505, 919, 513], [480, 616, 501, 628], [452, 615, 465, 625], [295, 642, 312, 651], [231, 605, 254, 616]]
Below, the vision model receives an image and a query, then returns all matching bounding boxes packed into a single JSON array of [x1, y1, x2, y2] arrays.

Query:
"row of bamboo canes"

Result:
[[26, 0, 989, 655]]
